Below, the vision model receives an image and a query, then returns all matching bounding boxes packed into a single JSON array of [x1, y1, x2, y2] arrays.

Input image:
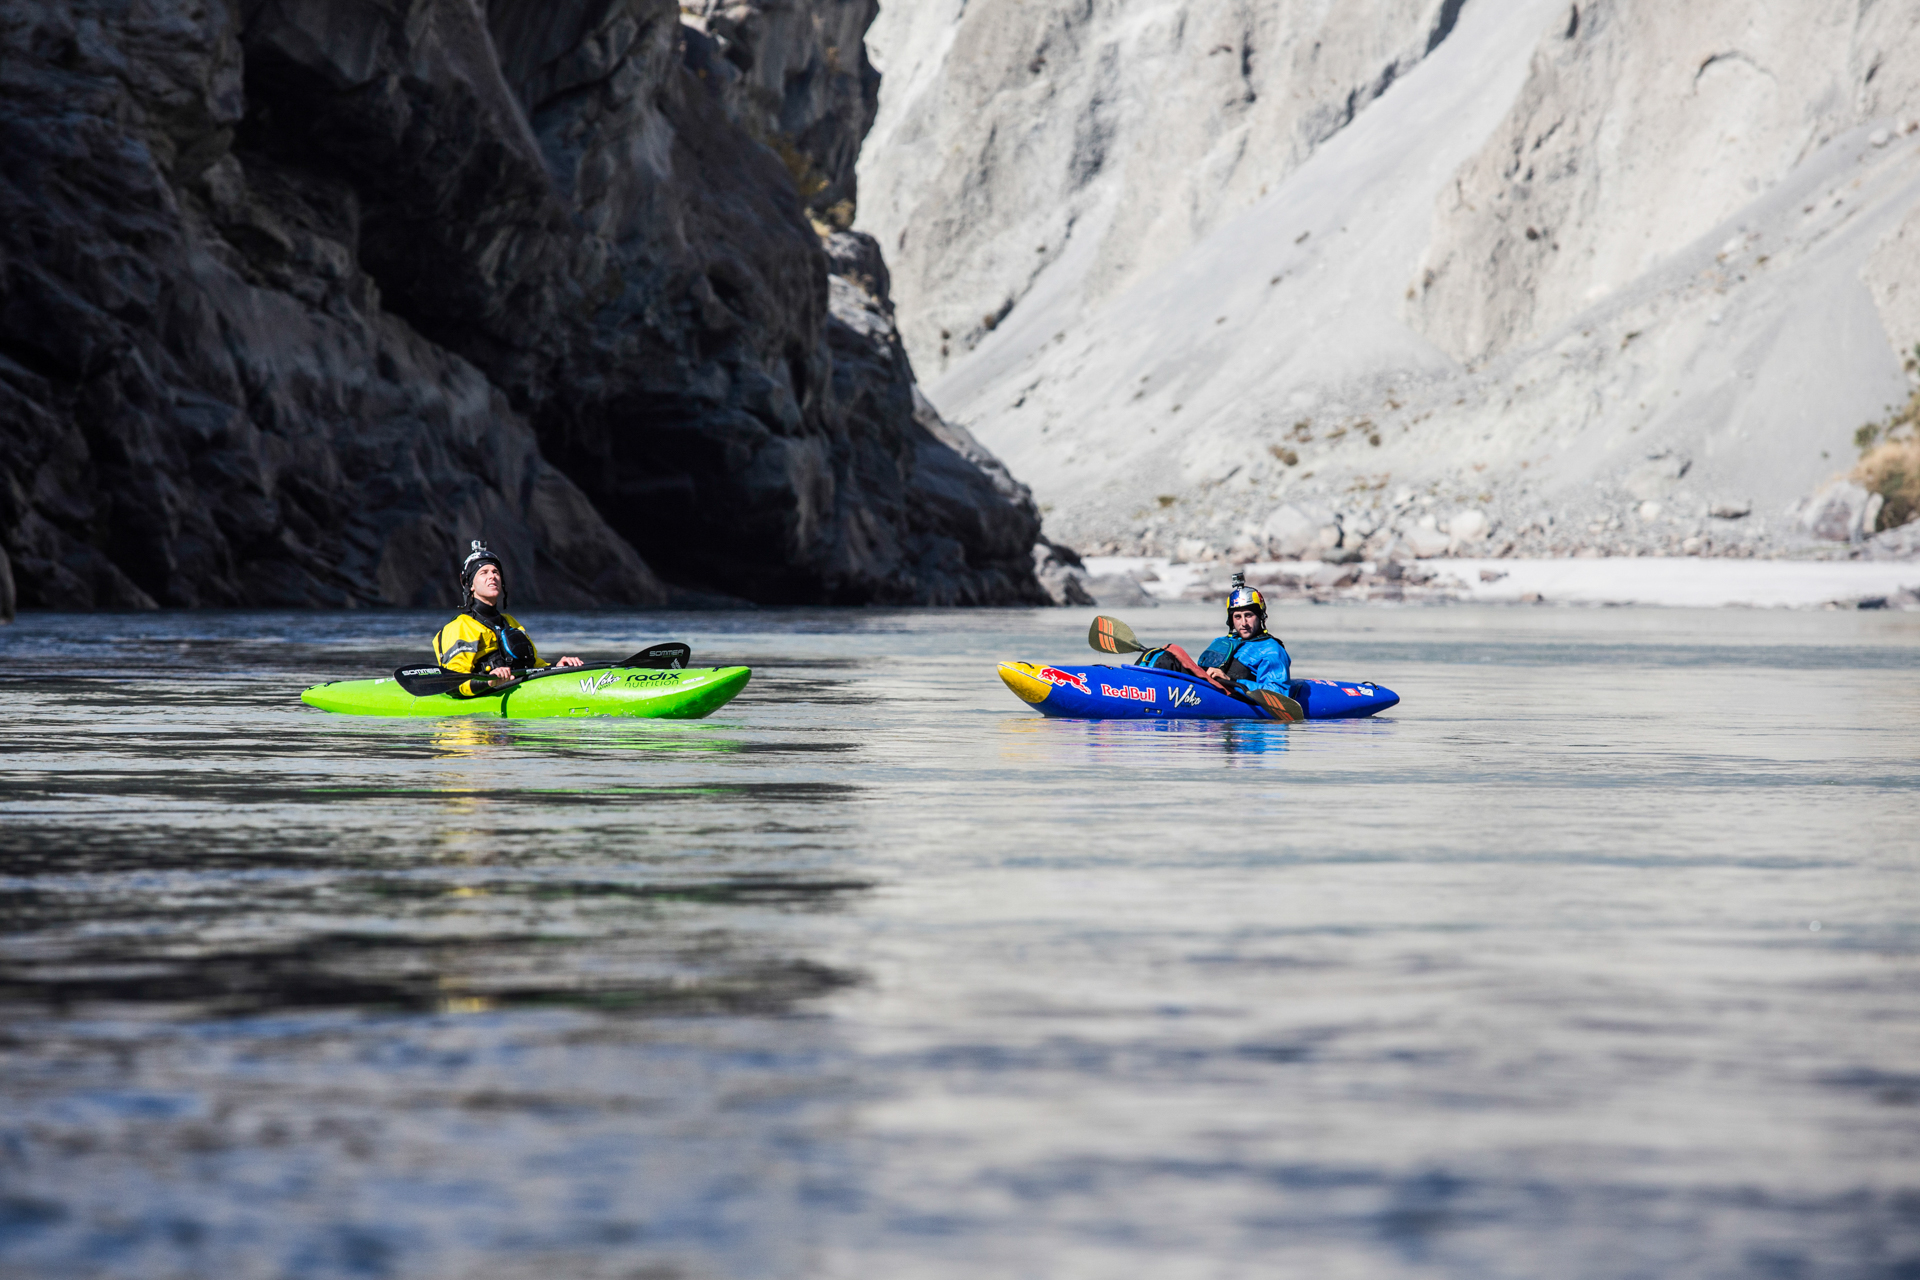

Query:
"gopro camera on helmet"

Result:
[[1225, 571, 1268, 632], [459, 539, 505, 608]]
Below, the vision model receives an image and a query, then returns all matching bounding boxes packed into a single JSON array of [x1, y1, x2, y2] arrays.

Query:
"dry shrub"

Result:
[[1854, 434, 1920, 531], [1852, 368, 1920, 531]]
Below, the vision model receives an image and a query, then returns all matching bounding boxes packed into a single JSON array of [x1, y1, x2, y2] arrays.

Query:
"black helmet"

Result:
[[1226, 571, 1267, 632], [459, 540, 503, 608]]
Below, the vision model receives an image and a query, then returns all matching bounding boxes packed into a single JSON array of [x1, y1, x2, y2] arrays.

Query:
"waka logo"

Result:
[[580, 671, 621, 693], [1036, 667, 1090, 694], [1167, 685, 1202, 709], [1099, 683, 1156, 703]]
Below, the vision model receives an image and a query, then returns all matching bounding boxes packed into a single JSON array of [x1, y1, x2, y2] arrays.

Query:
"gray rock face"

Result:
[[681, 0, 881, 226], [0, 0, 1047, 610], [1867, 200, 1920, 356], [820, 233, 1047, 603], [1409, 0, 1920, 363], [858, 0, 1471, 379], [1081, 571, 1155, 609], [1624, 453, 1691, 503], [1031, 537, 1095, 606], [0, 0, 668, 609], [1800, 480, 1879, 543], [855, 0, 1920, 565], [1864, 519, 1920, 560], [1260, 501, 1337, 560]]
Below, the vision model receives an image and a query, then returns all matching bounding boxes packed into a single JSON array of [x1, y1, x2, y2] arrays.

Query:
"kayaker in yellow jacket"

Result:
[[432, 541, 583, 695]]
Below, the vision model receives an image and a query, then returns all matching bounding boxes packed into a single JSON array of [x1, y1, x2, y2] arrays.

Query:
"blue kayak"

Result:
[[998, 662, 1399, 721]]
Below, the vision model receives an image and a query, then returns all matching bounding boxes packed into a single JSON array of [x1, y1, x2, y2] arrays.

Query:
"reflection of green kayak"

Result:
[[301, 666, 752, 719]]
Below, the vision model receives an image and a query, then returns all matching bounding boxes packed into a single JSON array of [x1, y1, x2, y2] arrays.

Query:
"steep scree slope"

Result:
[[857, 0, 1474, 382], [858, 0, 1920, 564], [0, 0, 1045, 613]]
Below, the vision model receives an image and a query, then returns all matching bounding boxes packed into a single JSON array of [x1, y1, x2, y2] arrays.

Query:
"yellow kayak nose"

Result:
[[997, 661, 1054, 705]]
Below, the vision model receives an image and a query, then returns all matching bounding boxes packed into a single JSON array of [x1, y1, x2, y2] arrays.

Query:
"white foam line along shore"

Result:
[[1084, 557, 1920, 608]]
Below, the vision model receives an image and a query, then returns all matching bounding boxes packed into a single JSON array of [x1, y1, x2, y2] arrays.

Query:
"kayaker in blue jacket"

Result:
[[1198, 579, 1291, 696]]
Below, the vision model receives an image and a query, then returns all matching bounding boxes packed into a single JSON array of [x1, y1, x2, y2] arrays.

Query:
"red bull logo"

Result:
[[1036, 667, 1091, 694]]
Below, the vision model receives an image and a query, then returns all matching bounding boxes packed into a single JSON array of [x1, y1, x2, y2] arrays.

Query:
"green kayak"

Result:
[[301, 665, 752, 719]]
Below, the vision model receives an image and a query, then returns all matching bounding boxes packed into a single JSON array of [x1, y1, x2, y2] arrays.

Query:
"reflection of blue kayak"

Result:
[[998, 662, 1399, 721]]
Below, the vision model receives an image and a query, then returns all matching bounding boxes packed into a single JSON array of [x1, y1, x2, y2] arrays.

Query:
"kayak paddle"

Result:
[[630, 642, 691, 669], [1241, 686, 1305, 723], [1086, 614, 1304, 723], [391, 642, 695, 697], [1088, 615, 1146, 655]]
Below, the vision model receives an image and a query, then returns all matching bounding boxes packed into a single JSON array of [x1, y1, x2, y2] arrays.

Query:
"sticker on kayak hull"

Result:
[[1036, 667, 1091, 694], [579, 670, 685, 693], [1099, 683, 1156, 703]]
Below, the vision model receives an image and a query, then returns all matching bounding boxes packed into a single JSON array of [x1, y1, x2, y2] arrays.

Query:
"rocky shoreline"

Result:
[[1071, 553, 1920, 612], [1051, 471, 1920, 570]]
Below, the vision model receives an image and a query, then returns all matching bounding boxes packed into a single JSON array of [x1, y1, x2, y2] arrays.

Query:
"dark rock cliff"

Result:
[[0, 0, 1047, 614], [680, 0, 879, 228]]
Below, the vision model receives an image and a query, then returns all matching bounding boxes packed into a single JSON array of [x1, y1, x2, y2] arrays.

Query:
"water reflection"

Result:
[[0, 606, 1915, 1279], [0, 862, 871, 1020], [995, 714, 1296, 762], [425, 719, 757, 759], [427, 720, 518, 756]]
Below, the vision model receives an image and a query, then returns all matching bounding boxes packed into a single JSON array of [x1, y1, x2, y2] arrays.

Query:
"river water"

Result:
[[1, 604, 1916, 1279]]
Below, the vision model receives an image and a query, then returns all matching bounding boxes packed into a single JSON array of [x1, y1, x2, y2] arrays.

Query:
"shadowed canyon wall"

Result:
[[0, 0, 1046, 613]]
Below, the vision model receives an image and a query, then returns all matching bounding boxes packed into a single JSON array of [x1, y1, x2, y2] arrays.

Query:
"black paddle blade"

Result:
[[1088, 615, 1145, 654], [626, 642, 691, 670], [392, 665, 472, 696]]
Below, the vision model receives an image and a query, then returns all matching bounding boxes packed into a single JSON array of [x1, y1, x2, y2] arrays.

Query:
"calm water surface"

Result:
[[1, 604, 1916, 1279]]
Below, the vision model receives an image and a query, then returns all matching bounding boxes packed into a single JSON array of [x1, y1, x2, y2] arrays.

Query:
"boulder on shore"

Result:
[[1261, 502, 1337, 560], [1801, 481, 1878, 543]]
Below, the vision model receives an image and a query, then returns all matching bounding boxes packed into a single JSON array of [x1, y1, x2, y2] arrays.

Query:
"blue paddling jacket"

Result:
[[1197, 633, 1291, 696]]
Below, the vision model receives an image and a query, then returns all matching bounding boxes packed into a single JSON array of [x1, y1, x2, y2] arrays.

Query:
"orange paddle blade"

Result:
[[1087, 615, 1143, 655]]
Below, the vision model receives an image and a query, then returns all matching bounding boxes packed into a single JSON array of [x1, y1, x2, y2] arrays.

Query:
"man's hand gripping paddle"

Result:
[[1086, 615, 1304, 722], [392, 642, 693, 697]]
